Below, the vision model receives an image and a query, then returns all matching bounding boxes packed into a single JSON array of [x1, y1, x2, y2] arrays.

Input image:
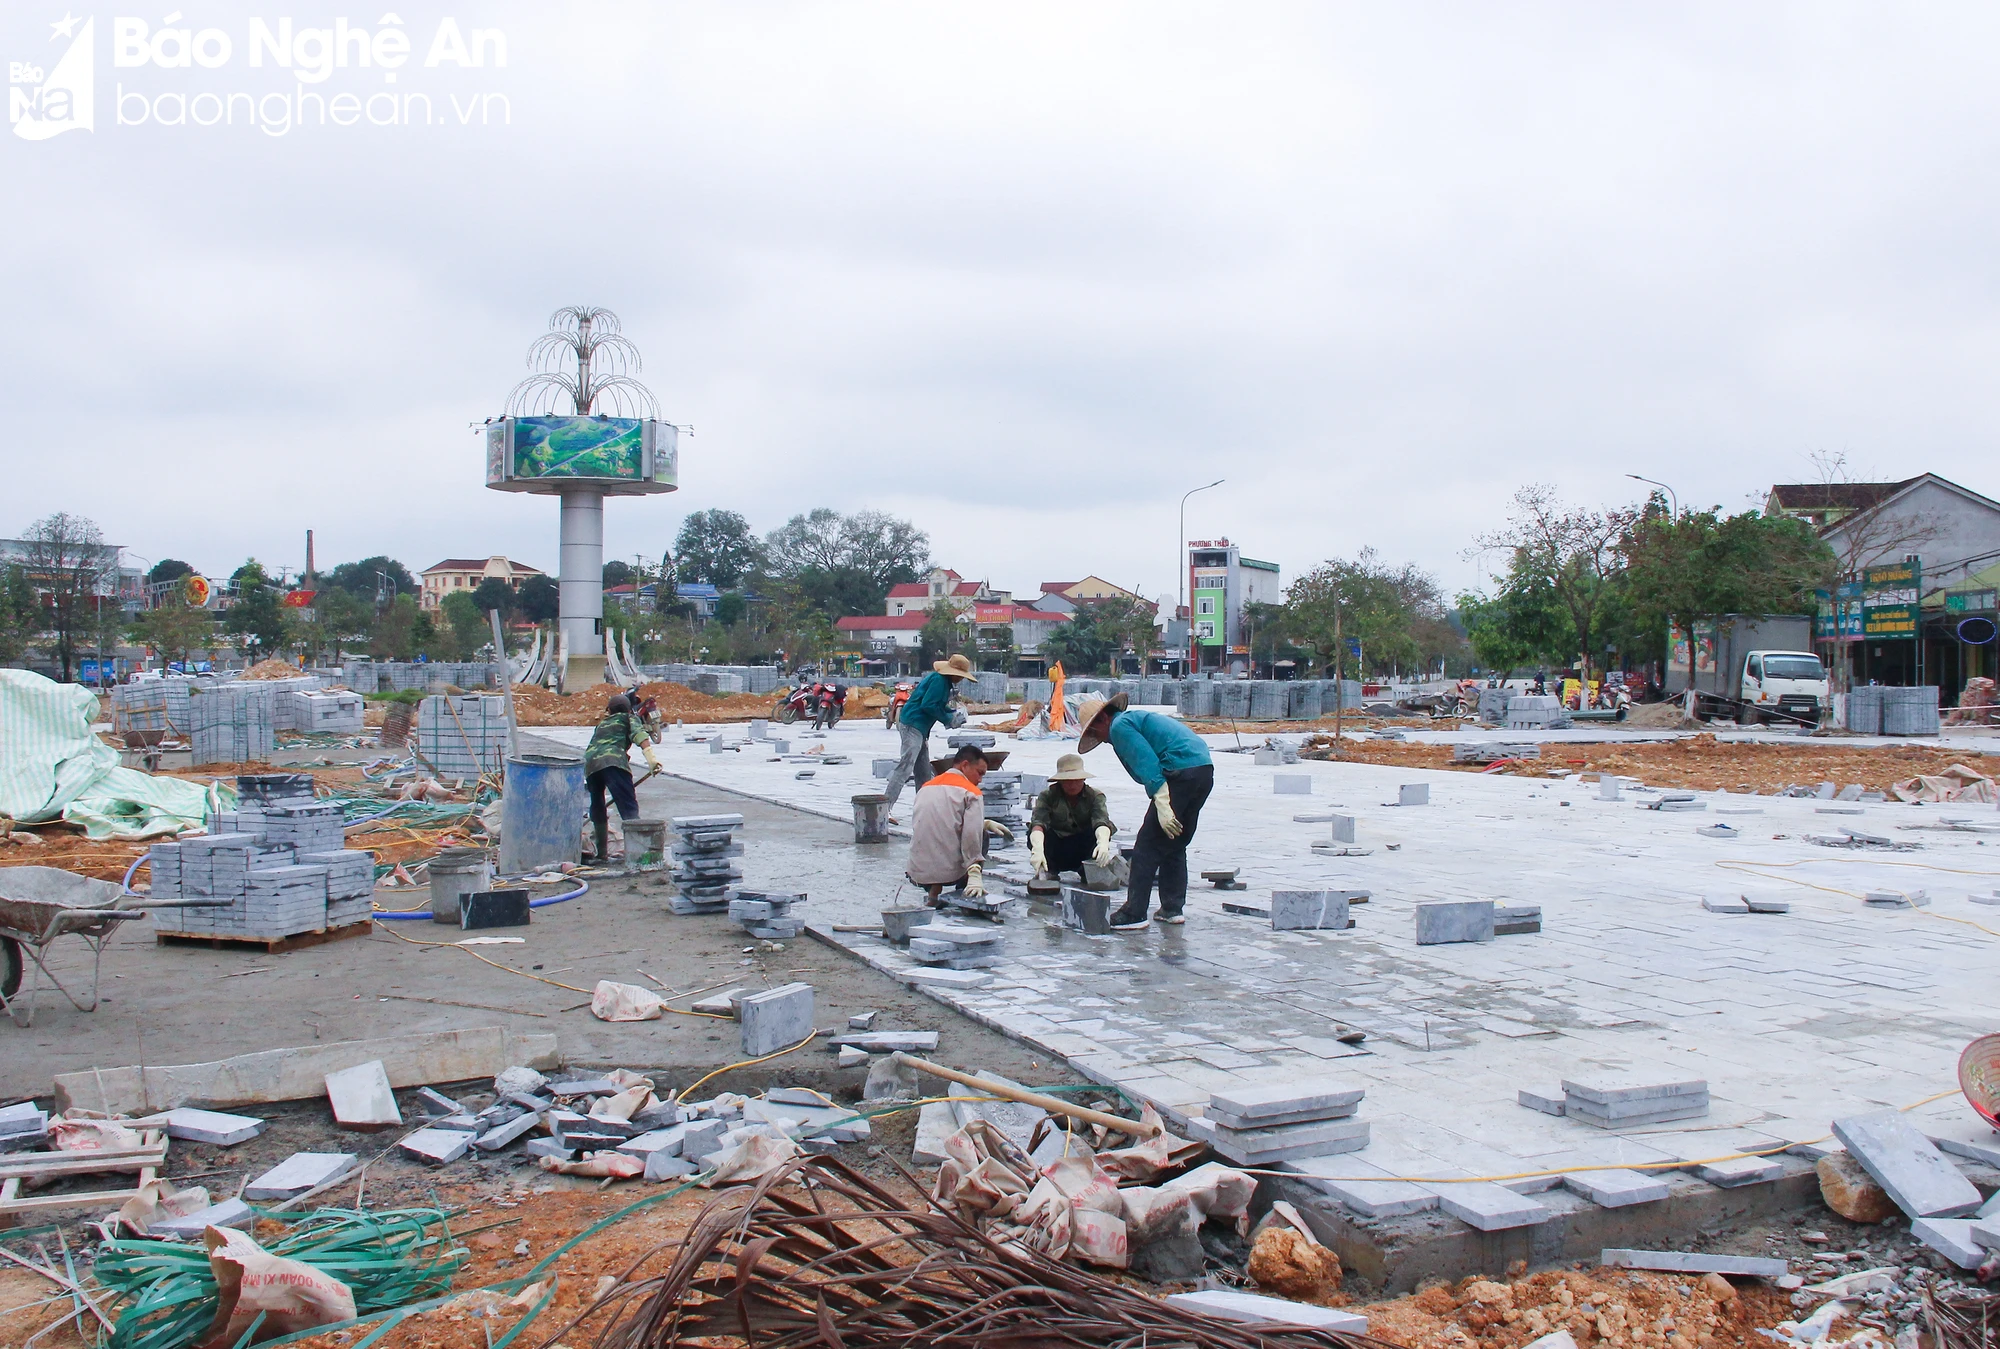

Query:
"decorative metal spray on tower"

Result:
[[483, 307, 679, 687]]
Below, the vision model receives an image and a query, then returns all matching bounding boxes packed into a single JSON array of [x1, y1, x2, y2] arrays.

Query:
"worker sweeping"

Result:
[[1028, 752, 1116, 879], [582, 692, 660, 864], [1076, 692, 1213, 930], [881, 652, 974, 822], [906, 745, 1005, 903]]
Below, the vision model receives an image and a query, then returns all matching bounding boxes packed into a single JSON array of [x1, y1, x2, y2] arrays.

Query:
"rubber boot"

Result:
[[591, 819, 609, 865]]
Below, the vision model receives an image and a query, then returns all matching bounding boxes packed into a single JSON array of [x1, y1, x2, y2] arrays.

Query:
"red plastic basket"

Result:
[[1960, 1033, 2000, 1129]]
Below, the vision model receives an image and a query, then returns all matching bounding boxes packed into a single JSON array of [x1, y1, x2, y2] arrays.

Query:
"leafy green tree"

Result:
[[439, 591, 490, 660], [918, 600, 967, 666], [223, 582, 292, 660], [325, 556, 416, 603], [675, 509, 761, 588], [762, 508, 929, 617], [130, 596, 213, 670], [370, 594, 422, 659], [147, 558, 194, 585], [1471, 486, 1625, 688], [0, 564, 38, 666], [1285, 550, 1445, 678], [20, 511, 112, 682], [714, 591, 748, 629], [603, 560, 636, 589], [1040, 597, 1155, 674], [231, 558, 270, 589], [471, 576, 515, 619], [517, 574, 560, 623]]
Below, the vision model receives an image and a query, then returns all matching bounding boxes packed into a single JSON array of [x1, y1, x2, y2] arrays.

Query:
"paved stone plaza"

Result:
[[541, 716, 2000, 1233]]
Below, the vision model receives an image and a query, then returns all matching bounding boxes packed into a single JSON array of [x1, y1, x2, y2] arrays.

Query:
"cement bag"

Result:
[[1096, 1104, 1185, 1181], [116, 1179, 212, 1236], [194, 1226, 355, 1349], [539, 1152, 644, 1179], [588, 1083, 655, 1122], [1159, 1160, 1258, 1234], [590, 980, 665, 1021], [701, 1132, 800, 1186], [933, 1119, 1035, 1220], [52, 1118, 143, 1152], [1032, 1152, 1130, 1268], [1119, 1184, 1196, 1244]]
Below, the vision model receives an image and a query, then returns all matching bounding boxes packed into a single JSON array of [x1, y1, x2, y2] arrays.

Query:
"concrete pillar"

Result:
[[558, 488, 604, 658]]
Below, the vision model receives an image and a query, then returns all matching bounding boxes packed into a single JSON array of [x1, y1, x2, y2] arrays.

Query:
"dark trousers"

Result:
[[1122, 765, 1214, 918], [1041, 830, 1095, 877], [587, 766, 639, 857]]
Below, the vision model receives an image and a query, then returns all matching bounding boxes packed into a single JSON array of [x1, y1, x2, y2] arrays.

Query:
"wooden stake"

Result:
[[891, 1054, 1160, 1138]]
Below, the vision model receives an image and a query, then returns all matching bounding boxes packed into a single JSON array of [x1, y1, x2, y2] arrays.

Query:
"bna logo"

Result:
[[11, 14, 94, 140]]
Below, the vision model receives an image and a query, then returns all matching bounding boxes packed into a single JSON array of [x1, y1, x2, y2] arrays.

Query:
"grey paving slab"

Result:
[[1560, 1168, 1671, 1207], [1601, 1249, 1788, 1276], [1832, 1110, 1984, 1218], [1284, 1155, 1439, 1217]]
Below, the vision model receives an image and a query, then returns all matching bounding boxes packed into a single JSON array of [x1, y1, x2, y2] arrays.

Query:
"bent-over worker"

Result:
[[1076, 693, 1213, 930], [1028, 752, 1116, 878], [582, 692, 660, 864], [906, 744, 1004, 902], [881, 652, 974, 820]]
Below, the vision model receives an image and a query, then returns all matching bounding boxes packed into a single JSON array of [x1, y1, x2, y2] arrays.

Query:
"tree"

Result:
[[147, 558, 194, 585], [471, 577, 515, 619], [1040, 597, 1156, 674], [370, 594, 422, 659], [324, 556, 416, 604], [517, 574, 560, 623], [439, 590, 491, 661], [603, 560, 635, 589], [713, 591, 748, 629], [1285, 549, 1446, 679], [20, 511, 113, 683], [762, 508, 930, 617], [918, 600, 967, 666], [131, 596, 213, 670], [222, 576, 292, 659], [0, 565, 37, 667], [231, 558, 270, 589], [675, 510, 760, 588], [1471, 487, 1625, 689], [295, 588, 372, 666]]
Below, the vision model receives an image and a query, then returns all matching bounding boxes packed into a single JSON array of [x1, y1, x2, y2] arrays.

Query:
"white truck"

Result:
[[1661, 615, 1830, 726]]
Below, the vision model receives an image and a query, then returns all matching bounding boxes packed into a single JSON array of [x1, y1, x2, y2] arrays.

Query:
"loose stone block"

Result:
[[1185, 1115, 1370, 1165], [913, 1100, 957, 1165], [150, 1198, 256, 1236], [739, 983, 816, 1057], [1518, 1089, 1566, 1117], [848, 1012, 878, 1030], [1440, 1183, 1553, 1231], [1209, 1079, 1366, 1121], [1330, 814, 1357, 843], [645, 1153, 698, 1180], [1831, 1110, 1983, 1218], [474, 1111, 544, 1151], [838, 1046, 870, 1068], [1911, 1218, 1992, 1269], [244, 1152, 358, 1200], [158, 1108, 266, 1146], [1167, 1290, 1368, 1333], [1493, 904, 1541, 935], [616, 1127, 688, 1161], [325, 1060, 402, 1132], [1702, 894, 1751, 914], [1286, 1155, 1436, 1215], [1271, 890, 1350, 931], [1600, 1249, 1788, 1277], [1559, 1168, 1670, 1207], [1687, 1155, 1783, 1187], [1562, 1077, 1708, 1107], [903, 967, 996, 989], [398, 1128, 471, 1165], [1398, 783, 1429, 806], [831, 1030, 941, 1052], [1415, 900, 1494, 945]]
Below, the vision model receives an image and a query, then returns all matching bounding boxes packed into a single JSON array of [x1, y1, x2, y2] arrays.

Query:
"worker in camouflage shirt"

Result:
[[583, 692, 660, 863]]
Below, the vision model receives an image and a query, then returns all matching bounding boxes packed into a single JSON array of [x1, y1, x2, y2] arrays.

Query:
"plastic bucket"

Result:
[[498, 754, 587, 875], [429, 847, 491, 924], [852, 793, 890, 844]]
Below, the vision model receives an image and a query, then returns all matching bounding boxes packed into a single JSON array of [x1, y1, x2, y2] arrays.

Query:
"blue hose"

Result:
[[371, 878, 590, 921], [122, 853, 146, 896]]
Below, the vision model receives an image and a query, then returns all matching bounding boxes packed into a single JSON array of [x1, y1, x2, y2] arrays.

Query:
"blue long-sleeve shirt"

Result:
[[1107, 709, 1212, 797], [897, 670, 958, 736]]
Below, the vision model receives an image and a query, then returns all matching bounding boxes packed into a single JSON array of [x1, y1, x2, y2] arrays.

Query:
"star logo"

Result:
[[51, 12, 80, 39]]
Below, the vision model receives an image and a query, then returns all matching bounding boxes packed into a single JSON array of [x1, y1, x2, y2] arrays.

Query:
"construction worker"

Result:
[[881, 652, 973, 821], [906, 744, 995, 902], [1029, 752, 1116, 879], [1076, 692, 1213, 930], [582, 692, 660, 864]]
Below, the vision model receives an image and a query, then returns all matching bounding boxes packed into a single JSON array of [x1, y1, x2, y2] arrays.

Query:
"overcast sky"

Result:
[[7, 2, 2000, 605]]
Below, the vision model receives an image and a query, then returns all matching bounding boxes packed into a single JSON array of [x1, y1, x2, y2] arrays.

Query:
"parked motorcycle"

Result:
[[883, 681, 913, 728], [814, 683, 847, 729], [776, 682, 822, 725]]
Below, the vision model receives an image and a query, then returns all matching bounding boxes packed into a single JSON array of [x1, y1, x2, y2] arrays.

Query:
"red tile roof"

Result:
[[952, 582, 981, 596], [1038, 581, 1079, 595], [885, 583, 930, 599]]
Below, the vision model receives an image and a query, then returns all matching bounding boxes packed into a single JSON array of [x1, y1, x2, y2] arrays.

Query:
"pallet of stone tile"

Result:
[[261, 803, 346, 855], [1452, 743, 1541, 763], [156, 918, 372, 954]]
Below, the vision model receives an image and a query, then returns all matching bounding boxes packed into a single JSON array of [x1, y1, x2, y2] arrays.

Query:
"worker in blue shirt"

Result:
[[881, 652, 973, 820], [1077, 692, 1214, 930]]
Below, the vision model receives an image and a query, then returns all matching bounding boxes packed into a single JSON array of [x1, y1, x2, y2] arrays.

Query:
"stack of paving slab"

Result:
[[976, 770, 1025, 850], [693, 671, 745, 694], [278, 688, 365, 734], [1184, 1078, 1369, 1166], [113, 677, 203, 736], [1558, 1075, 1709, 1129], [150, 773, 368, 941], [1453, 742, 1540, 763], [729, 889, 806, 939], [668, 814, 745, 914], [414, 694, 510, 778], [1504, 694, 1563, 729], [188, 684, 275, 765], [908, 921, 1006, 971]]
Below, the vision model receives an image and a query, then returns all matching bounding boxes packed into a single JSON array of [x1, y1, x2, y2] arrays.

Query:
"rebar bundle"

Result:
[[577, 1156, 1377, 1349]]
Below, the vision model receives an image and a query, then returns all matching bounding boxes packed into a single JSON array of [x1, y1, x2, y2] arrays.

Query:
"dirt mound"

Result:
[[1625, 700, 1702, 729], [239, 659, 307, 680], [1361, 1265, 1794, 1349], [511, 680, 783, 727]]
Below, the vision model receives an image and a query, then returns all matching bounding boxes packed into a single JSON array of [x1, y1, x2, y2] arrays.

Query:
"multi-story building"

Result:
[[419, 556, 546, 611], [1186, 540, 1281, 673], [884, 567, 1011, 617]]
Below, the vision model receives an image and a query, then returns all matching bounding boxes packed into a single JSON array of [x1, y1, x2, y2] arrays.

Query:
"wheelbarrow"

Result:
[[0, 865, 221, 1028]]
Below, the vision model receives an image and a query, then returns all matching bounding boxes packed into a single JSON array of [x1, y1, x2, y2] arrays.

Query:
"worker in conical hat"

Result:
[[881, 652, 974, 822], [1076, 693, 1213, 930], [1028, 752, 1116, 880]]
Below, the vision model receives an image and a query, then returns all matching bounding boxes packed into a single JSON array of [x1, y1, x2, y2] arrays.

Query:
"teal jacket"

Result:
[[1107, 709, 1211, 796], [897, 670, 957, 736]]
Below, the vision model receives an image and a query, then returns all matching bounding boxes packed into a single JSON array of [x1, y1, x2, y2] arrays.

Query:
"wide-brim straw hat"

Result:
[[931, 749, 1009, 776], [1076, 693, 1129, 752], [934, 653, 975, 678], [1049, 753, 1091, 781]]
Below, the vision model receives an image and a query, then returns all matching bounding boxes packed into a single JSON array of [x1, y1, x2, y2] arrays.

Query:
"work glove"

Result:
[[983, 819, 1015, 842], [947, 708, 968, 729], [964, 865, 985, 898], [1029, 829, 1048, 873], [1152, 785, 1182, 839], [642, 746, 661, 772], [1092, 826, 1114, 867]]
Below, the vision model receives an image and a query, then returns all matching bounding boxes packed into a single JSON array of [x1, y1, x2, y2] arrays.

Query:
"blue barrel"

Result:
[[499, 754, 587, 875]]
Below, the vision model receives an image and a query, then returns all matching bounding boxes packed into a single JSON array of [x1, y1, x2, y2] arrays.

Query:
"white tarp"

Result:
[[0, 670, 210, 838]]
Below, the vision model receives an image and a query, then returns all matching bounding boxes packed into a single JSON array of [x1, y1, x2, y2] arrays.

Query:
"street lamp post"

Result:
[[1178, 478, 1225, 673], [1626, 474, 1679, 517]]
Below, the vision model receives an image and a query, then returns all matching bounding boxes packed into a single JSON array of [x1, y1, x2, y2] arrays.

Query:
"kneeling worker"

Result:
[[906, 745, 1009, 902], [1029, 752, 1115, 878], [1077, 692, 1213, 929], [583, 692, 661, 864]]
